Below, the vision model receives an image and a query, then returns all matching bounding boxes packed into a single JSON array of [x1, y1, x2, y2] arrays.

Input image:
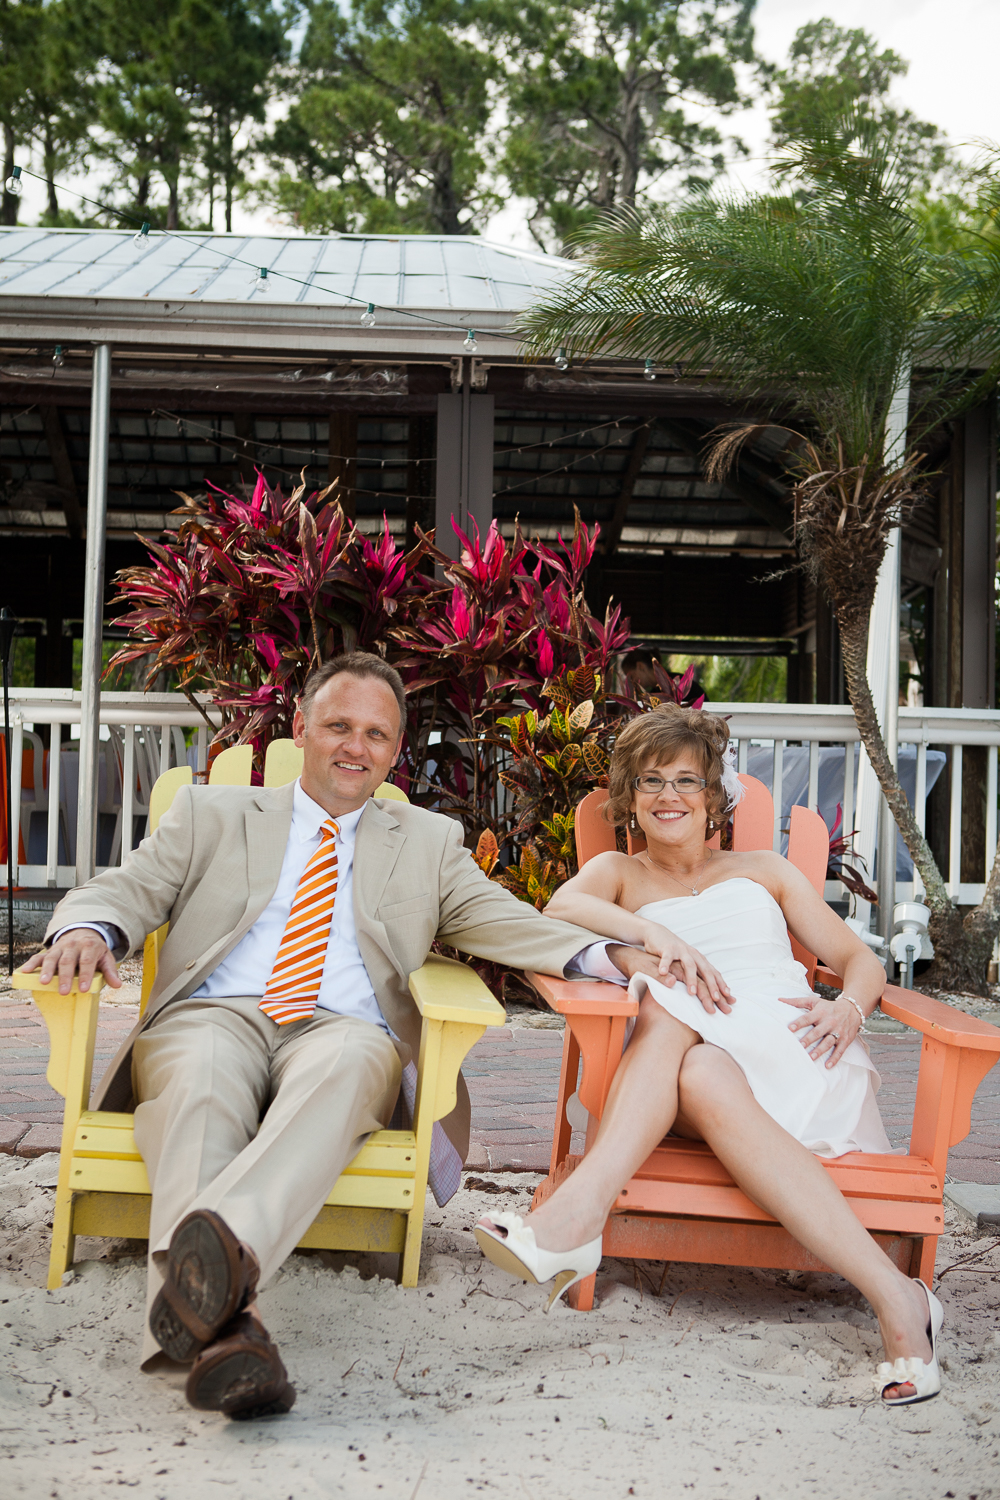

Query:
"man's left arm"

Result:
[[435, 820, 628, 979]]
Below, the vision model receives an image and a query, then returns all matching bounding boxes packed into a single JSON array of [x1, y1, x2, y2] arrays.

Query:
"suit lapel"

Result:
[[239, 782, 296, 934], [140, 781, 295, 1027], [354, 798, 406, 922]]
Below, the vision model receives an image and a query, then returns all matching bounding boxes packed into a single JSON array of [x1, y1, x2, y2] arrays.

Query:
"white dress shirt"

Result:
[[191, 782, 384, 1028]]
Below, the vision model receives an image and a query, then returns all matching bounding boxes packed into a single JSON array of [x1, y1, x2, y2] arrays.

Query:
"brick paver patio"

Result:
[[2, 994, 998, 1182]]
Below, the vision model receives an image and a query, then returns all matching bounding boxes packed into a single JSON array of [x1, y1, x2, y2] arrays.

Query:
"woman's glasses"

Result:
[[631, 774, 707, 795]]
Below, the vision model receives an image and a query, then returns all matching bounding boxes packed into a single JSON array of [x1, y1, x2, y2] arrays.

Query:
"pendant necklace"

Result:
[[643, 848, 712, 896]]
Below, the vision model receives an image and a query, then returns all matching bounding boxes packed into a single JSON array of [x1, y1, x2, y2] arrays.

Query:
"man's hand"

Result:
[[608, 944, 734, 1014], [21, 930, 122, 996]]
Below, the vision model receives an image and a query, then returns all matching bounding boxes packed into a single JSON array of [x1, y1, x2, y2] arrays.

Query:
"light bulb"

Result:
[[52, 345, 65, 369], [643, 359, 656, 382], [360, 303, 376, 327], [4, 165, 22, 197], [463, 329, 478, 353], [132, 221, 150, 249], [253, 267, 270, 292], [554, 347, 569, 372]]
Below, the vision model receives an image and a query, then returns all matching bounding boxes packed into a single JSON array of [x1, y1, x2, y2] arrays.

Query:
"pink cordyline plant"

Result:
[[110, 471, 436, 766], [108, 476, 630, 832]]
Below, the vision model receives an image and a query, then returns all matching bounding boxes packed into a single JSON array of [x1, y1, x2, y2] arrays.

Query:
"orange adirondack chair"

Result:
[[528, 776, 1000, 1310]]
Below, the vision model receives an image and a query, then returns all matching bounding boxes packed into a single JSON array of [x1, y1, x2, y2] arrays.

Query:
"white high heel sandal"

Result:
[[877, 1279, 944, 1406], [474, 1212, 603, 1311]]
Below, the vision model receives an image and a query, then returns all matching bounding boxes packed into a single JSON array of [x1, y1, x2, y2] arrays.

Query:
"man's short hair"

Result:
[[622, 648, 657, 670], [299, 652, 406, 733]]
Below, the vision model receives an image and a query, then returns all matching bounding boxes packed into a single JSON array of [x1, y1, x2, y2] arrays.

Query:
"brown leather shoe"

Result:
[[149, 1210, 260, 1363], [185, 1311, 296, 1419]]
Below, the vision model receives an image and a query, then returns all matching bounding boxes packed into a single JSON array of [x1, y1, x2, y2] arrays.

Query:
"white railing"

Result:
[[4, 689, 220, 888], [712, 703, 1000, 906], [4, 693, 1000, 910]]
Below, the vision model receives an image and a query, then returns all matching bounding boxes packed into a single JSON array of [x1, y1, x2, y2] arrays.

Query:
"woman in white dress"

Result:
[[476, 705, 942, 1405]]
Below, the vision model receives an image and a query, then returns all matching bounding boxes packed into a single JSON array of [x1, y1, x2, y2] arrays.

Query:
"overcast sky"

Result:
[[729, 0, 1000, 188]]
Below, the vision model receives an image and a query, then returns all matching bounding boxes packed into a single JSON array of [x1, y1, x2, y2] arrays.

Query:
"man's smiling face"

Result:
[[293, 672, 403, 816]]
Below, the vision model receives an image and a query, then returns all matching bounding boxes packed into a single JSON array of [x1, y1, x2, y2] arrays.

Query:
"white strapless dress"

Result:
[[630, 878, 892, 1157]]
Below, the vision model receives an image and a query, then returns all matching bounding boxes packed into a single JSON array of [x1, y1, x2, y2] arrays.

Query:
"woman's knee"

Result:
[[633, 995, 699, 1050], [678, 1045, 746, 1119]]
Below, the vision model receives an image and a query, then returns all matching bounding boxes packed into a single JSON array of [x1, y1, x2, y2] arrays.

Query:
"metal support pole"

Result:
[[76, 344, 111, 886], [1, 608, 16, 974]]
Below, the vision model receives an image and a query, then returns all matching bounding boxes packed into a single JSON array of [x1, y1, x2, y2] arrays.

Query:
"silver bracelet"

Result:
[[840, 994, 867, 1028]]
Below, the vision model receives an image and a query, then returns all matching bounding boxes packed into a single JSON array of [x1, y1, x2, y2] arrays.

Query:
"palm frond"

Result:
[[519, 112, 1000, 466]]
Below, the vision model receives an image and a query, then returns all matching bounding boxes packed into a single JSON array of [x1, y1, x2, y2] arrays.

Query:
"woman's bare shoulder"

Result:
[[718, 848, 789, 886], [577, 849, 635, 879]]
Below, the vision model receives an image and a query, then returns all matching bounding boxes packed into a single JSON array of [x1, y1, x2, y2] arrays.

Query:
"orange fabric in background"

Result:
[[0, 737, 28, 868]]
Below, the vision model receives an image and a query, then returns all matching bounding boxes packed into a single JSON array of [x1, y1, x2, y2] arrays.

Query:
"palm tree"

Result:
[[519, 118, 1000, 992]]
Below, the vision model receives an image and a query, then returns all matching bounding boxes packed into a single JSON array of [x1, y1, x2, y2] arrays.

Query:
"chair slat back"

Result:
[[729, 776, 775, 852], [574, 788, 616, 864], [149, 766, 192, 831], [786, 803, 831, 985], [209, 744, 253, 785], [264, 739, 303, 786]]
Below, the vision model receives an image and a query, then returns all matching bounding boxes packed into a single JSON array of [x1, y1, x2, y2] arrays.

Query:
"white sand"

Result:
[[2, 1153, 999, 1500]]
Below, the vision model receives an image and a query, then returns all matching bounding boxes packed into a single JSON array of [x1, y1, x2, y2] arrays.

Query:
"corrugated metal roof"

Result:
[[0, 227, 577, 311]]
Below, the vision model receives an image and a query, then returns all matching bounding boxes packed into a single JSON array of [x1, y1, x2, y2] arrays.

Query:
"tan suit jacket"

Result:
[[46, 783, 602, 1156]]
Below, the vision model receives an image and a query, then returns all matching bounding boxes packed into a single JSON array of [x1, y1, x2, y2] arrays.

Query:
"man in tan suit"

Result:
[[26, 652, 648, 1418]]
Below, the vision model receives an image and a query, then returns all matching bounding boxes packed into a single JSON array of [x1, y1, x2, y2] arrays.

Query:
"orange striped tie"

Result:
[[259, 817, 339, 1025]]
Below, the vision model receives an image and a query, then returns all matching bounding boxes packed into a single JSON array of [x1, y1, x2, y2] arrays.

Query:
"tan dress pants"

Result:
[[132, 996, 402, 1369]]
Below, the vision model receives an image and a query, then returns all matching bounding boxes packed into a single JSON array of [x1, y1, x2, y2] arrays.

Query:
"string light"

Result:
[[554, 348, 569, 371], [132, 221, 150, 249], [9, 163, 535, 345], [463, 329, 478, 352], [644, 359, 656, 382], [4, 165, 22, 197], [360, 303, 376, 327], [157, 410, 634, 472], [52, 345, 65, 368], [252, 267, 270, 293]]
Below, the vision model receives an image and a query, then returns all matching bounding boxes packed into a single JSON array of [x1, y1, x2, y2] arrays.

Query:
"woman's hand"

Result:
[[640, 922, 735, 1013], [780, 994, 863, 1068]]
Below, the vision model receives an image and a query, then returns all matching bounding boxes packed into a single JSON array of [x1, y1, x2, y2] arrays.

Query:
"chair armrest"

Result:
[[881, 985, 1000, 1049], [815, 965, 1000, 1049], [12, 968, 104, 996], [408, 954, 505, 1027], [528, 971, 637, 1120], [815, 965, 1000, 1176], [408, 956, 504, 1133], [526, 970, 639, 1017], [11, 968, 103, 1108]]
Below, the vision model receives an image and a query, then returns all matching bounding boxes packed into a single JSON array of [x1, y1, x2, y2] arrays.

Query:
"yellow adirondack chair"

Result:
[[15, 739, 504, 1291]]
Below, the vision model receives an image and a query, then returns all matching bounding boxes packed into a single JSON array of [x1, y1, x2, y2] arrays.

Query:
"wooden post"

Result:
[[232, 413, 256, 493], [39, 406, 83, 540], [434, 375, 494, 560], [329, 411, 357, 521], [600, 422, 653, 557]]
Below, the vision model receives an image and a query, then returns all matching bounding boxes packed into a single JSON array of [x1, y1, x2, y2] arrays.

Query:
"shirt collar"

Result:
[[292, 779, 366, 844]]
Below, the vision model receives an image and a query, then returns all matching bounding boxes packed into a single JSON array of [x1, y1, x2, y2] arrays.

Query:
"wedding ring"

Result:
[[831, 1031, 840, 1040]]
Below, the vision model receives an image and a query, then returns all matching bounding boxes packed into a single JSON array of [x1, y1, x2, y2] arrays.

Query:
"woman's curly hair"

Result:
[[606, 704, 731, 837]]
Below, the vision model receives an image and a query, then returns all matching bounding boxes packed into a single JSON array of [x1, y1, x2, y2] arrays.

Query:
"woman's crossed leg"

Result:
[[481, 1004, 932, 1398], [674, 1043, 932, 1398]]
